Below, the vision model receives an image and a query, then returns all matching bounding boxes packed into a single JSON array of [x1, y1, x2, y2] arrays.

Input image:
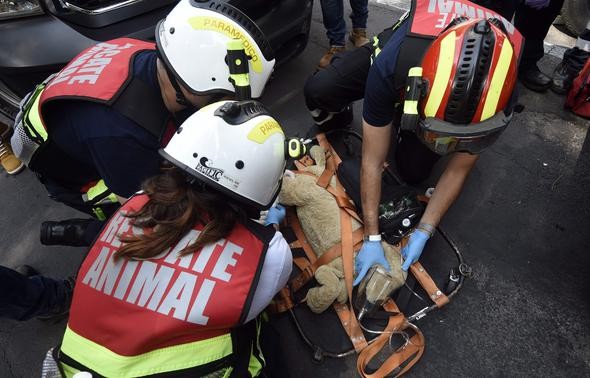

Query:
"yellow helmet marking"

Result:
[[424, 31, 456, 117], [188, 16, 263, 73], [481, 40, 514, 120], [248, 118, 284, 144]]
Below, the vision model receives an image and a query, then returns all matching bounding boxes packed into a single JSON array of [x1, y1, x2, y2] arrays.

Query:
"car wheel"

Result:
[[561, 0, 590, 37]]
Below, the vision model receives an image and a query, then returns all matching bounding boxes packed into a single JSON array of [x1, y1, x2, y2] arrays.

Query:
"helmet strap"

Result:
[[156, 50, 198, 111]]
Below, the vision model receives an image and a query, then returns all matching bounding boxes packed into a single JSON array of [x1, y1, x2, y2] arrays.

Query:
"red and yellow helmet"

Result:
[[404, 18, 518, 155]]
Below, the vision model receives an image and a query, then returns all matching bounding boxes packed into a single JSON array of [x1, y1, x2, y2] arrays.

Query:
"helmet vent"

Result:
[[444, 22, 496, 124]]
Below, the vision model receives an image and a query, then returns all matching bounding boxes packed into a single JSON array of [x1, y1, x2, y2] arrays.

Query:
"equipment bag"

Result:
[[565, 57, 590, 118]]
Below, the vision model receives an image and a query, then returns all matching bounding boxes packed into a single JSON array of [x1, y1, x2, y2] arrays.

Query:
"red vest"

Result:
[[68, 194, 267, 356], [41, 38, 155, 105], [35, 38, 173, 144], [409, 0, 523, 57]]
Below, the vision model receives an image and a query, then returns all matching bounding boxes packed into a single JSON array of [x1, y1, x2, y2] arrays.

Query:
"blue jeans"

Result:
[[320, 0, 368, 46], [0, 266, 67, 320]]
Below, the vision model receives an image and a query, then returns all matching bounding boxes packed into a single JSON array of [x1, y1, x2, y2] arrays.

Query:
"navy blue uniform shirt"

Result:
[[362, 21, 409, 127], [46, 51, 165, 198]]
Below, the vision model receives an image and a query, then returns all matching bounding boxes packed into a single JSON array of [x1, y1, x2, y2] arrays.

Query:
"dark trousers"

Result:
[[0, 266, 67, 321], [514, 0, 566, 70], [303, 45, 440, 185]]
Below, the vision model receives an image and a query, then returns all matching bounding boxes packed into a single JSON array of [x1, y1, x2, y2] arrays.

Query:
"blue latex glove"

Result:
[[525, 0, 550, 9], [353, 240, 391, 286], [264, 204, 286, 226], [401, 229, 430, 271]]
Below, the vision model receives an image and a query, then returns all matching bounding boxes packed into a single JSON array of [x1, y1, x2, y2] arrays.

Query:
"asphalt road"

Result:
[[1, 1, 589, 377]]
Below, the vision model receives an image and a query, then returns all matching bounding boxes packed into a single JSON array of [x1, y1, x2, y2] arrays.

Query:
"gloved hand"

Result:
[[401, 229, 430, 271], [525, 0, 550, 10], [264, 204, 286, 226], [353, 240, 390, 286]]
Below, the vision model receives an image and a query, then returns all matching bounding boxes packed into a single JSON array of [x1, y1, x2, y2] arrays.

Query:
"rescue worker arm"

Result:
[[420, 151, 478, 227], [360, 119, 392, 235], [401, 152, 478, 270], [87, 136, 162, 198], [245, 231, 292, 322], [354, 119, 392, 286]]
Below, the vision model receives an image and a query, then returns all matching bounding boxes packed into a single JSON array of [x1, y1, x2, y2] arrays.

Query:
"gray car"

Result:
[[0, 0, 313, 125]]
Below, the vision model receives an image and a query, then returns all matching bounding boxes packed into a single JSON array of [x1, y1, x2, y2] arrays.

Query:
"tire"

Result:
[[561, 0, 590, 37]]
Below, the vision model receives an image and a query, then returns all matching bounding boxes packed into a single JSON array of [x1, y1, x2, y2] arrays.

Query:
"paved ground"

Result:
[[1, 1, 589, 377]]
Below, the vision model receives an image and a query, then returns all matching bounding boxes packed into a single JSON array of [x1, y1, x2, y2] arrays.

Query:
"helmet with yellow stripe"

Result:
[[160, 100, 286, 210], [156, 0, 275, 100], [404, 18, 518, 155]]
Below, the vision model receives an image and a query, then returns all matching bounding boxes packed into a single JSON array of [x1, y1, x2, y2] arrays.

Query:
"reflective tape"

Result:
[[61, 326, 234, 377], [408, 67, 423, 77], [403, 100, 419, 115], [424, 31, 456, 117], [83, 179, 118, 205], [481, 40, 514, 120], [24, 86, 48, 142]]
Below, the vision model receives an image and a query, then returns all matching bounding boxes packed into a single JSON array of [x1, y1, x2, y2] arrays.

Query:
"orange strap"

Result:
[[290, 228, 364, 293], [357, 300, 425, 378], [267, 287, 295, 314], [287, 207, 317, 264], [399, 235, 449, 308], [410, 262, 449, 308], [315, 133, 342, 189], [338, 208, 368, 351]]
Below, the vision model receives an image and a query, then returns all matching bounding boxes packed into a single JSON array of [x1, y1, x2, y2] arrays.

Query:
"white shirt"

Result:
[[245, 231, 292, 322]]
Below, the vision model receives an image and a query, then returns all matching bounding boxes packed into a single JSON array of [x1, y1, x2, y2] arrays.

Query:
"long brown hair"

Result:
[[115, 166, 245, 259]]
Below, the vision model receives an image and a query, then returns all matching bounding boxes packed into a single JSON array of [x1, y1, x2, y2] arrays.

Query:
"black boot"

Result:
[[551, 61, 576, 95], [519, 65, 551, 92], [40, 218, 94, 247], [36, 276, 76, 322]]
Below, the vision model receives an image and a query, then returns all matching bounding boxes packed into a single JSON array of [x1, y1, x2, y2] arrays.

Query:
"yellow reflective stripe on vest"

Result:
[[248, 318, 264, 377], [83, 179, 118, 205], [24, 86, 48, 142], [60, 361, 82, 377], [61, 326, 234, 377]]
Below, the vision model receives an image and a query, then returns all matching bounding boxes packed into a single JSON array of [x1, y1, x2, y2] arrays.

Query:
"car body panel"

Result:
[[0, 0, 312, 122]]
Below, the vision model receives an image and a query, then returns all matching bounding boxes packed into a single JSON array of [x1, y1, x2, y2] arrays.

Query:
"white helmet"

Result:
[[156, 0, 275, 99], [160, 100, 286, 210]]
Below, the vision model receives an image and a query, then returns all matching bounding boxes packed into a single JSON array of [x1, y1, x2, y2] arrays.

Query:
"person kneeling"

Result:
[[43, 101, 292, 377]]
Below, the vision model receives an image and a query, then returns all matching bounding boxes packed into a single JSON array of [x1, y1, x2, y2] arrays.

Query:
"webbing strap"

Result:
[[290, 228, 364, 293], [410, 262, 449, 308], [339, 202, 368, 352], [294, 154, 315, 170], [315, 133, 342, 188], [287, 208, 317, 264], [325, 184, 363, 224], [356, 300, 425, 378], [400, 238, 449, 308]]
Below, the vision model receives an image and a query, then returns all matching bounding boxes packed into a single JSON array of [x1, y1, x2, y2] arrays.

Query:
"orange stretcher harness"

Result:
[[269, 133, 454, 377]]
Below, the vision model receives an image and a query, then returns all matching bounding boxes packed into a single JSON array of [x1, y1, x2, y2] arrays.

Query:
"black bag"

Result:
[[337, 157, 425, 245]]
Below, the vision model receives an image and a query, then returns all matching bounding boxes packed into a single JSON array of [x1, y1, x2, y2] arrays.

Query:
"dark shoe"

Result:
[[14, 264, 39, 277], [318, 46, 346, 69], [519, 65, 551, 92], [349, 28, 370, 48], [37, 276, 75, 322], [315, 104, 354, 132], [551, 61, 576, 95], [40, 218, 94, 247]]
